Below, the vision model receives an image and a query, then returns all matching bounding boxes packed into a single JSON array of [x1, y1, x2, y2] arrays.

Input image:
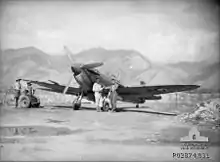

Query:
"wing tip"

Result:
[[187, 84, 200, 91], [193, 84, 200, 89]]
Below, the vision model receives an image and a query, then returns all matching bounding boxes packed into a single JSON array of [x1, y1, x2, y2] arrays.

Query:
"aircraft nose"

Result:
[[71, 66, 81, 76]]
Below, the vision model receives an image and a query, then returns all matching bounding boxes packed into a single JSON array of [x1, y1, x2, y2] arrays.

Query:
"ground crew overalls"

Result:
[[109, 83, 118, 112], [92, 82, 103, 111]]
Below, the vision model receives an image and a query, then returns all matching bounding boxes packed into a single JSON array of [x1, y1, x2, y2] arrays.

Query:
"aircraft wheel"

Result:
[[72, 101, 81, 110], [19, 95, 31, 108], [136, 104, 139, 108], [102, 102, 110, 112]]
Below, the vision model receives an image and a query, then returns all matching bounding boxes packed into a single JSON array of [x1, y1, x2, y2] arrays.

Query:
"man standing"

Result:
[[109, 80, 119, 112], [13, 79, 22, 108], [92, 78, 103, 112]]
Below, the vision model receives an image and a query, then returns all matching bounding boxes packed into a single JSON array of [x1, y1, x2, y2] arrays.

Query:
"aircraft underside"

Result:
[[70, 88, 163, 110]]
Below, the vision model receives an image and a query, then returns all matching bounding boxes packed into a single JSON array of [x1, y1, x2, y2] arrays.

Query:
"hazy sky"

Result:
[[0, 0, 219, 63]]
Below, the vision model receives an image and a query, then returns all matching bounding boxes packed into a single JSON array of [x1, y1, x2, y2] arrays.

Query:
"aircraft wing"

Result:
[[117, 85, 200, 96], [22, 79, 81, 95], [36, 87, 80, 95]]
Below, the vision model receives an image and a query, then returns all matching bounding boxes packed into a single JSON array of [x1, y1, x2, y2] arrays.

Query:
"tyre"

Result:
[[30, 96, 40, 108], [35, 102, 40, 108], [32, 102, 40, 108], [103, 102, 110, 112], [72, 102, 81, 110], [102, 99, 110, 112], [19, 95, 31, 108]]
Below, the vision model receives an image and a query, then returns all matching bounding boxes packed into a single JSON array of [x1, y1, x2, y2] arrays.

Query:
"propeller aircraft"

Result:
[[22, 46, 200, 110]]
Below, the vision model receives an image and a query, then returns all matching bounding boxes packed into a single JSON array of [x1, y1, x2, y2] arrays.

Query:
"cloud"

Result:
[[0, 0, 219, 63]]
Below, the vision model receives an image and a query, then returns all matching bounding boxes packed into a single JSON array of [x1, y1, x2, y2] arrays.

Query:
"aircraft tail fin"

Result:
[[139, 70, 159, 86], [140, 81, 146, 85], [147, 70, 159, 84]]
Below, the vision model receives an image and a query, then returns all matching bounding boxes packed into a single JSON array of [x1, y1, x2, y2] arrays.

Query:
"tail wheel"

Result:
[[19, 95, 31, 108]]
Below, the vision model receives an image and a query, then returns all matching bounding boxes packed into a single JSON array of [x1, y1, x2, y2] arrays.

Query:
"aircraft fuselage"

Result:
[[72, 68, 156, 105], [74, 70, 93, 93], [73, 68, 114, 94]]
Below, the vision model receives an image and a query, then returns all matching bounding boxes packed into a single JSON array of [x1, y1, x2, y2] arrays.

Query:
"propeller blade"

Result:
[[116, 71, 121, 81], [63, 46, 75, 65], [63, 75, 74, 94], [81, 62, 103, 69]]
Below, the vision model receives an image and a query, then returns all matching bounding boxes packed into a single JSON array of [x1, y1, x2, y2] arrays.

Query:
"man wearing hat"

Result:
[[13, 79, 22, 108]]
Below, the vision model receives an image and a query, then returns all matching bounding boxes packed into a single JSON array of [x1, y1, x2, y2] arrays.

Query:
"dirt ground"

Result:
[[0, 102, 219, 161]]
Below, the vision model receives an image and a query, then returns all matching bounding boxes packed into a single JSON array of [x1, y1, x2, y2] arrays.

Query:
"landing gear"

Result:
[[72, 100, 81, 110], [102, 99, 111, 112], [136, 104, 139, 108], [72, 93, 83, 110]]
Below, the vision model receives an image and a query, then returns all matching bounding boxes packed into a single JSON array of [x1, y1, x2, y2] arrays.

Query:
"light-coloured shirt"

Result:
[[111, 84, 118, 92], [92, 82, 103, 93]]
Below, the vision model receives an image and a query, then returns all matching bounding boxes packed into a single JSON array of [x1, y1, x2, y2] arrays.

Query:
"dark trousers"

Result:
[[14, 90, 20, 107]]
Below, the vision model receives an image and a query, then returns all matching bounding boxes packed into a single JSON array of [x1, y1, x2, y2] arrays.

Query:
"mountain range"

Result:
[[0, 46, 219, 92]]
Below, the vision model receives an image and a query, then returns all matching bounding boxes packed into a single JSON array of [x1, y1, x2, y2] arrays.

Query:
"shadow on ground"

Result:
[[51, 105, 177, 116], [0, 125, 91, 137], [116, 108, 177, 116]]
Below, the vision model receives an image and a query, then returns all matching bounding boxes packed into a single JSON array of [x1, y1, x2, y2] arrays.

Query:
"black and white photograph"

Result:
[[0, 0, 219, 161]]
